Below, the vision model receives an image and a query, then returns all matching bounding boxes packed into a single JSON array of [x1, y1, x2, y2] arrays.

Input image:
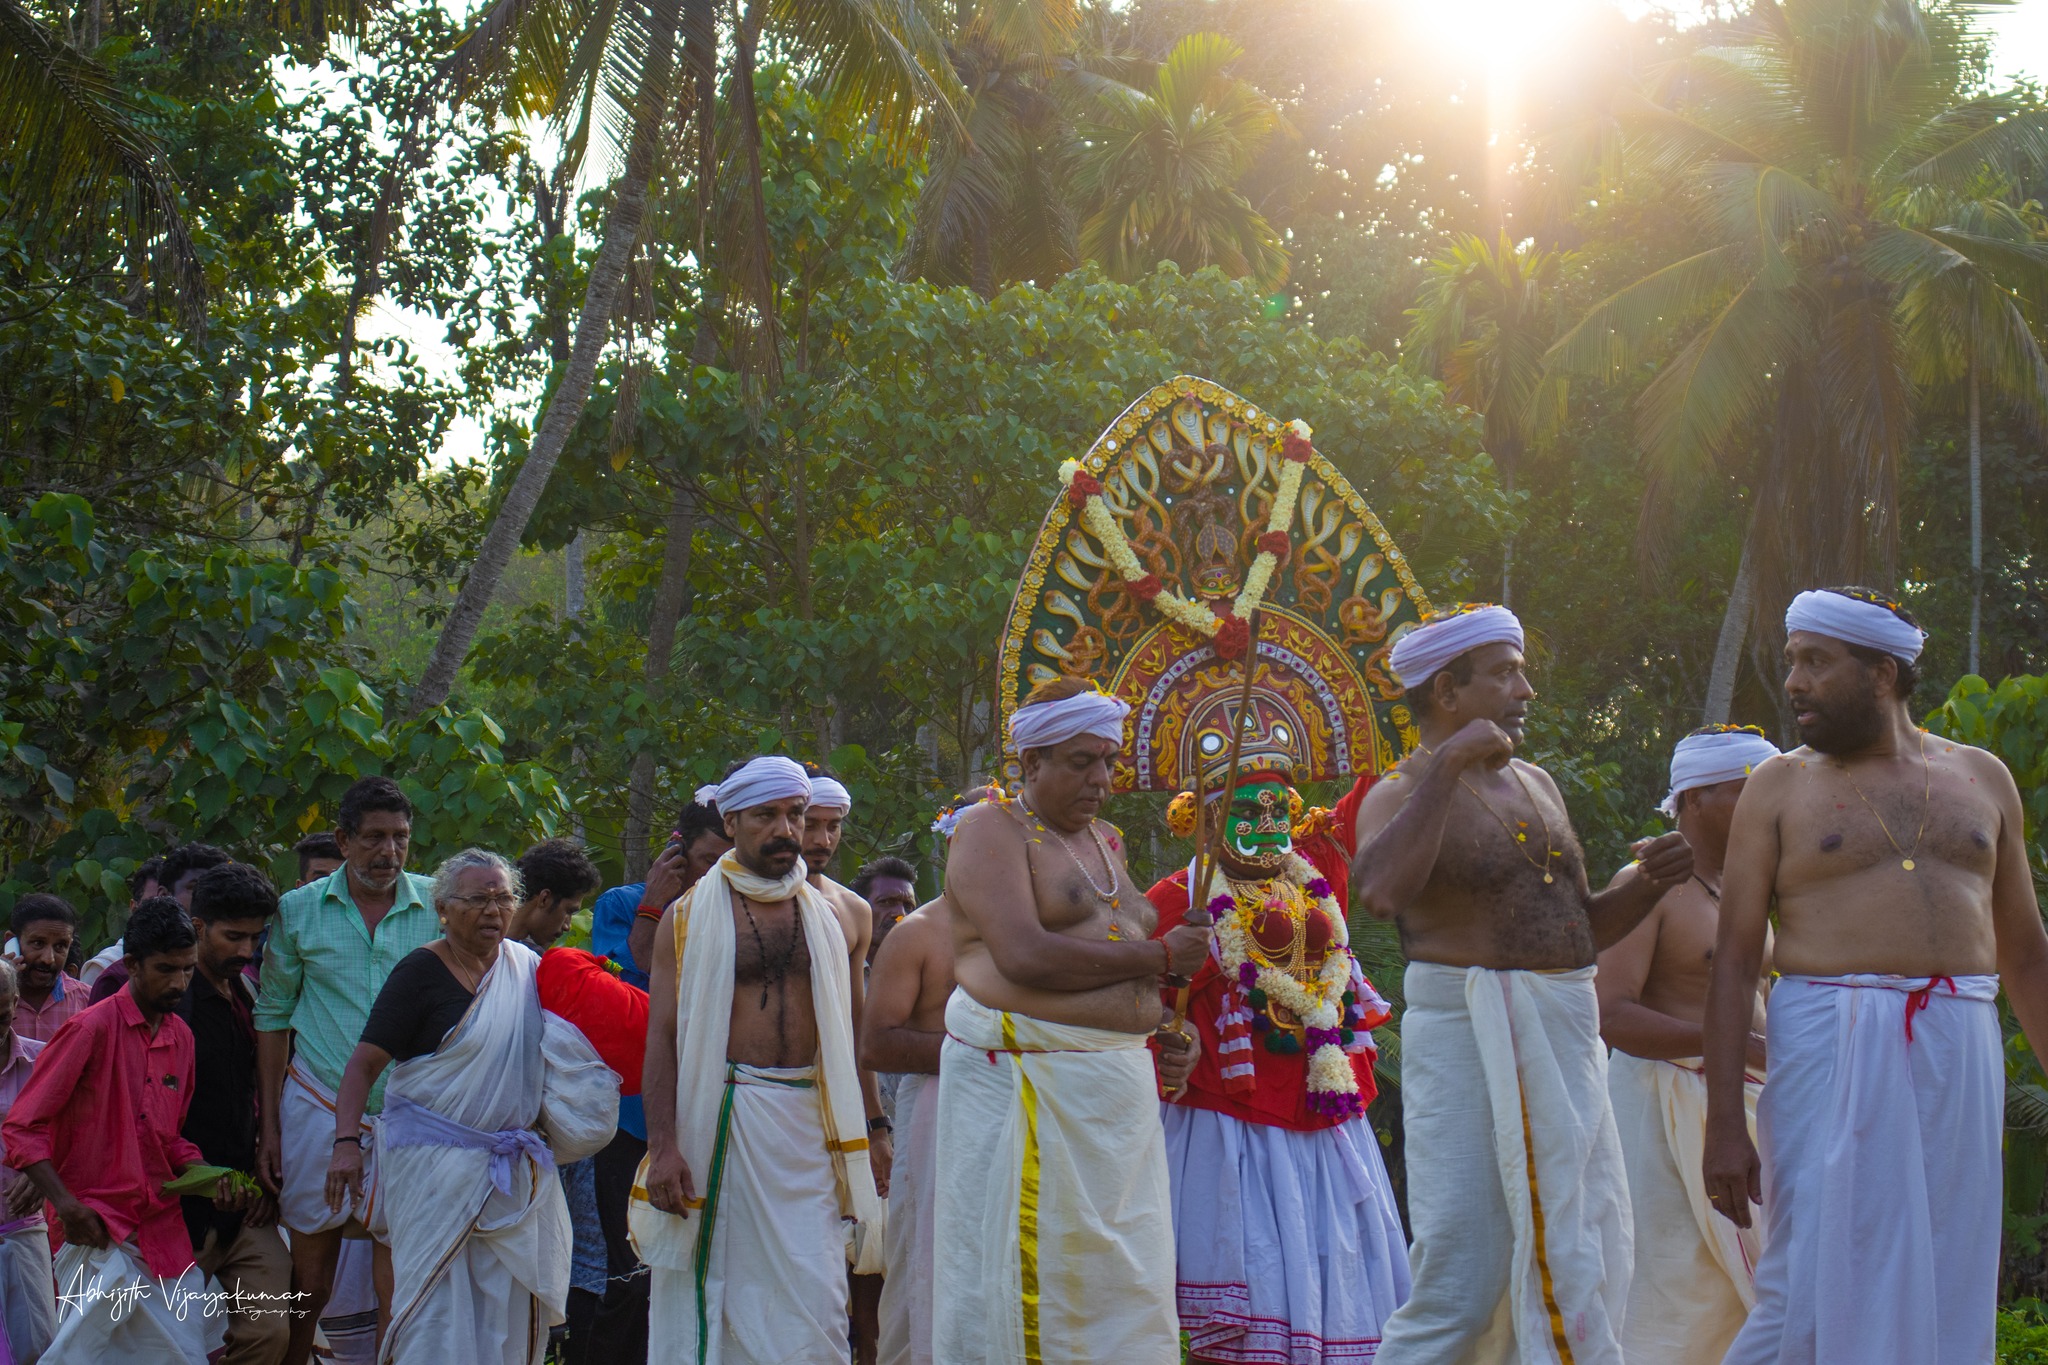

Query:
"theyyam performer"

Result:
[[1350, 603, 1694, 1364], [1147, 738, 1410, 1362], [632, 755, 887, 1365], [1704, 588, 2048, 1364], [935, 679, 1206, 1364], [1598, 724, 1779, 1364]]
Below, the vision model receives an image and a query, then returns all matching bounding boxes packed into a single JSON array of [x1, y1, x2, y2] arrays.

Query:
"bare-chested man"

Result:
[[1349, 604, 1693, 1365], [1599, 724, 1779, 1365], [861, 893, 956, 1365], [1704, 588, 2048, 1364], [633, 756, 886, 1365], [934, 679, 1206, 1364]]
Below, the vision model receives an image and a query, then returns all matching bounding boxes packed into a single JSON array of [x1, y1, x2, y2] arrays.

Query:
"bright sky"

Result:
[[371, 0, 2048, 469]]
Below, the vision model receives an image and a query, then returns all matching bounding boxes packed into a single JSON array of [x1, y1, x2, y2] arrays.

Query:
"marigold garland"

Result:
[[1060, 418, 1314, 659]]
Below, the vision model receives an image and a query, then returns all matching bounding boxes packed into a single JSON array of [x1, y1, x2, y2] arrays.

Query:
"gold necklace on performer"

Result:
[[1417, 742, 1558, 885], [1020, 796, 1124, 916], [1834, 732, 1932, 872]]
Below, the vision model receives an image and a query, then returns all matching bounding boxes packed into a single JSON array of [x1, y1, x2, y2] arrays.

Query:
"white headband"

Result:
[[1008, 691, 1129, 754], [1660, 730, 1780, 816], [692, 784, 720, 807], [1784, 589, 1924, 662], [1389, 604, 1525, 689], [713, 756, 811, 815], [807, 776, 852, 813]]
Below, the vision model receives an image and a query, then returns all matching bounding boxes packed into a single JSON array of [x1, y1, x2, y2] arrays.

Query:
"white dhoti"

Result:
[[1725, 973, 2001, 1365], [379, 943, 576, 1365], [1377, 962, 1631, 1365], [40, 1242, 222, 1365], [1163, 1105, 1410, 1363], [280, 1059, 384, 1238], [630, 857, 883, 1365], [878, 1069, 939, 1365], [1608, 1052, 1762, 1365], [933, 988, 1178, 1365], [0, 1214, 55, 1365]]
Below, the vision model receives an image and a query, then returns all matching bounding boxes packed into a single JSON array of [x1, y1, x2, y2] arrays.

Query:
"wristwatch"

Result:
[[867, 1116, 893, 1133]]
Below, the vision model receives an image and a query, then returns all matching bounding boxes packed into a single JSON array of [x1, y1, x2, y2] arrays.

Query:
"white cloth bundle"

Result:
[[713, 756, 812, 815], [1784, 589, 1925, 660], [39, 1242, 223, 1365], [1007, 691, 1130, 753], [1609, 1052, 1762, 1364], [1659, 729, 1780, 816], [1377, 962, 1631, 1365], [1389, 605, 1524, 689], [933, 988, 1178, 1364], [0, 1214, 56, 1365], [538, 1011, 621, 1165], [378, 941, 573, 1365], [630, 851, 883, 1360], [1725, 973, 2000, 1365]]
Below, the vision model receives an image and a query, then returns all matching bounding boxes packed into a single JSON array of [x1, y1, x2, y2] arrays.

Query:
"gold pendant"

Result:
[[1902, 858, 1915, 872], [1543, 872, 1555, 884]]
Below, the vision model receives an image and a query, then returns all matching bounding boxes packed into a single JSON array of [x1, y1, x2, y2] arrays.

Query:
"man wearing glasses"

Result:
[[255, 775, 438, 1365]]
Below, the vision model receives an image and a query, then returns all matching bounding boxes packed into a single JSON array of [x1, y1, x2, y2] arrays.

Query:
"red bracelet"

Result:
[[635, 904, 666, 923]]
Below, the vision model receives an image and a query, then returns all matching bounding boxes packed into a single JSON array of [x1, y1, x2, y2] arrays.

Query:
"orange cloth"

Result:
[[536, 949, 648, 1096]]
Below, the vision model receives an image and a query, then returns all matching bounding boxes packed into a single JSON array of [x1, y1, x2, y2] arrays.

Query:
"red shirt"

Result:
[[1150, 868, 1380, 1133], [537, 948, 649, 1096], [1, 991, 203, 1277]]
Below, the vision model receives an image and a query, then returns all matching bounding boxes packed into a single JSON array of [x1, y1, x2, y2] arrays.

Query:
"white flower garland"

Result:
[[1199, 851, 1364, 1113], [1059, 418, 1313, 648]]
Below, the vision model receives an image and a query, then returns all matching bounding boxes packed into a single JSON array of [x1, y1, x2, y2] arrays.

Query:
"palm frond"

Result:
[[0, 0, 204, 324], [1888, 98, 2048, 190], [1545, 245, 1745, 382], [771, 0, 963, 151]]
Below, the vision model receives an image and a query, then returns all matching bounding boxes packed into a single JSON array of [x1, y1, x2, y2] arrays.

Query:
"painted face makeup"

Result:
[[1224, 780, 1294, 865]]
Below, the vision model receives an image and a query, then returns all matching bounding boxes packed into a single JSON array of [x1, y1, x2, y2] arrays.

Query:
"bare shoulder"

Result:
[[1356, 755, 1425, 836], [1734, 749, 1802, 812], [1513, 756, 1565, 801], [1941, 737, 2021, 798], [950, 799, 1027, 850]]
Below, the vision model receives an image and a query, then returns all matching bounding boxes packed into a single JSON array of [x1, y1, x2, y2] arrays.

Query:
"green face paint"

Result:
[[1223, 780, 1294, 862]]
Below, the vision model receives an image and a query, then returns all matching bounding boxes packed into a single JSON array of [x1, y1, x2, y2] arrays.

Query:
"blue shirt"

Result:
[[590, 883, 651, 989]]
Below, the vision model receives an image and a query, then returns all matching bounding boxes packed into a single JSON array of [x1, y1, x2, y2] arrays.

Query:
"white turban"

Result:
[[1784, 589, 1925, 662], [1008, 691, 1130, 754], [808, 776, 852, 813], [1389, 604, 1525, 689], [714, 756, 812, 814], [1660, 728, 1780, 816], [691, 784, 720, 807]]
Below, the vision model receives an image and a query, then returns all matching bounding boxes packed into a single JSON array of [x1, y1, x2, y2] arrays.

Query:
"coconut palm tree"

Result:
[[398, 0, 963, 715], [1545, 0, 2048, 722], [1405, 231, 1576, 607], [1068, 30, 1286, 289]]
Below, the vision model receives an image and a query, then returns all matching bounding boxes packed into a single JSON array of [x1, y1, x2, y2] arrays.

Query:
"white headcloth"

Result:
[[1660, 729, 1780, 816], [714, 756, 812, 814], [1784, 589, 1925, 662], [808, 776, 853, 813], [1008, 691, 1129, 754], [1389, 604, 1525, 689], [691, 784, 720, 807]]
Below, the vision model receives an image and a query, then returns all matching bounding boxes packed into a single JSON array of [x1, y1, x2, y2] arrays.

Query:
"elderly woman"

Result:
[[327, 849, 600, 1365]]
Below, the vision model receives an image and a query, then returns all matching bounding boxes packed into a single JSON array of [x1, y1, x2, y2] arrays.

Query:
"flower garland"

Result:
[[930, 784, 1008, 841], [1196, 851, 1374, 1118], [1060, 419, 1316, 660]]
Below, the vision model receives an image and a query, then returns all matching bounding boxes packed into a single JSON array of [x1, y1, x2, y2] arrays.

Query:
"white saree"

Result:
[[1725, 974, 2002, 1365], [630, 854, 883, 1365], [1377, 963, 1631, 1365], [378, 941, 574, 1365], [1609, 1051, 1762, 1365], [932, 988, 1179, 1365]]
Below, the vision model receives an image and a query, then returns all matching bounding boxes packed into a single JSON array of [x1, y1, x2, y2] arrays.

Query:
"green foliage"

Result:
[[0, 492, 569, 944], [2002, 1301, 2048, 1363], [1927, 673, 2048, 881]]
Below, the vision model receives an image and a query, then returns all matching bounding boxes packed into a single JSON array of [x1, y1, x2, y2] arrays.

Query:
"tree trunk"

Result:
[[1500, 466, 1514, 608], [564, 531, 586, 618], [406, 0, 682, 716], [1968, 363, 1982, 678], [622, 480, 701, 878], [1702, 519, 1758, 726]]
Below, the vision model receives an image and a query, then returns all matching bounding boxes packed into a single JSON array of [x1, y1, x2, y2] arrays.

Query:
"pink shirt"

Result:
[[14, 973, 85, 1043], [1, 992, 202, 1276], [0, 1030, 44, 1189]]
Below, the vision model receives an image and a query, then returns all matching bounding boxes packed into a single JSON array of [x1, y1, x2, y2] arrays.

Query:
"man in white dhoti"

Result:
[[1704, 587, 2048, 1364], [632, 756, 889, 1365], [936, 678, 1208, 1364], [326, 847, 617, 1365], [1349, 604, 1694, 1364], [1598, 725, 1779, 1364], [0, 960, 55, 1365], [860, 894, 956, 1365]]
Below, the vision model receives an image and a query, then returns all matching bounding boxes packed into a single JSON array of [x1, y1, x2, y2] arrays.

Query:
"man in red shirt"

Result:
[[3, 897, 230, 1361], [1148, 754, 1410, 1363]]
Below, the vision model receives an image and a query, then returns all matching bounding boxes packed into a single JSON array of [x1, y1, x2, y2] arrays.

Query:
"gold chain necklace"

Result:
[[1417, 742, 1558, 885], [1020, 796, 1123, 914], [1834, 733, 1932, 872]]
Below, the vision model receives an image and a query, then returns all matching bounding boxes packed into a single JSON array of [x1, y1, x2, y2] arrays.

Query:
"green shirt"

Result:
[[254, 866, 438, 1113]]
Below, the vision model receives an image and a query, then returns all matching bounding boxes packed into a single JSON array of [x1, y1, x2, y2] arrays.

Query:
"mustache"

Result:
[[760, 838, 802, 858]]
